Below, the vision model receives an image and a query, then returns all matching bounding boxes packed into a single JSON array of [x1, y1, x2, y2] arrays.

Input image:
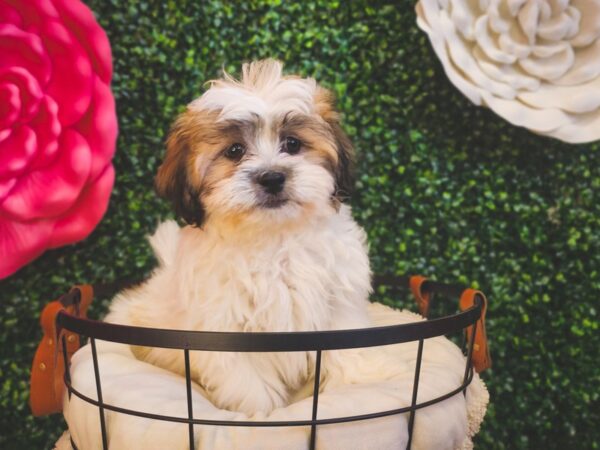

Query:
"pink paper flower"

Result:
[[0, 0, 117, 278]]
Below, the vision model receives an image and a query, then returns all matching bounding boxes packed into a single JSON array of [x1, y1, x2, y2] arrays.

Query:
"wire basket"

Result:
[[54, 275, 487, 450]]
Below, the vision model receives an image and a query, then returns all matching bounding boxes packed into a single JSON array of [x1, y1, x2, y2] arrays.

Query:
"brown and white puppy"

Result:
[[156, 61, 354, 229], [105, 59, 372, 415]]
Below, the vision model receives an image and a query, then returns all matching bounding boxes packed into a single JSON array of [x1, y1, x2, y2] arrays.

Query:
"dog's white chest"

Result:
[[151, 210, 369, 335], [180, 228, 345, 333]]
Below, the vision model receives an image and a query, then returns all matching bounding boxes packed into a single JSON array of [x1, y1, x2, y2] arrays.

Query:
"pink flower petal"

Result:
[[49, 163, 114, 248], [0, 177, 16, 202], [75, 76, 117, 179], [0, 23, 51, 86], [0, 125, 37, 178], [0, 66, 44, 122], [0, 0, 23, 27], [0, 83, 20, 129], [38, 18, 93, 126], [53, 0, 113, 83], [28, 95, 61, 170], [3, 0, 59, 27], [0, 0, 117, 278], [0, 216, 54, 278], [0, 128, 91, 220]]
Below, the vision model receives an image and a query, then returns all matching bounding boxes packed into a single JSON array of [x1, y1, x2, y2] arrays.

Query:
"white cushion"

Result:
[[61, 303, 488, 450]]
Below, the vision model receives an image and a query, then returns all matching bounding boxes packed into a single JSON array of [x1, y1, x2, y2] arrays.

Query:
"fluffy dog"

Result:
[[105, 59, 372, 415]]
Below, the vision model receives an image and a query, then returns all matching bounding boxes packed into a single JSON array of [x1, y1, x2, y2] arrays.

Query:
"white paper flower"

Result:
[[416, 0, 600, 143]]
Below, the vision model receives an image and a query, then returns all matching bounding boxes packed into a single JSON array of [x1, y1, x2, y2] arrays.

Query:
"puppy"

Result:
[[105, 59, 372, 415]]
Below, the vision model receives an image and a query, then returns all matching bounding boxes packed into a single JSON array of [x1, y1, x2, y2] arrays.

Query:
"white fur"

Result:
[[203, 149, 336, 226], [190, 60, 317, 122], [106, 205, 372, 414], [147, 219, 181, 267]]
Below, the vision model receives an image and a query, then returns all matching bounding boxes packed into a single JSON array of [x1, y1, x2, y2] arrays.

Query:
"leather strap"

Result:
[[459, 289, 492, 373], [409, 275, 431, 318], [30, 285, 94, 416]]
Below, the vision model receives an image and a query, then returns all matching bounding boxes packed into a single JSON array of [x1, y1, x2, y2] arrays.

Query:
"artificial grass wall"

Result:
[[1, 1, 599, 449]]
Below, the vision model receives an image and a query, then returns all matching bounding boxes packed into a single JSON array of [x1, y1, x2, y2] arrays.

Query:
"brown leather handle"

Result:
[[409, 275, 431, 318], [459, 289, 492, 373], [30, 285, 94, 416], [409, 276, 491, 373]]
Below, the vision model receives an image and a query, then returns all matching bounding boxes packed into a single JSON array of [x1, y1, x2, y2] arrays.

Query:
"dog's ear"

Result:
[[155, 111, 205, 227], [314, 87, 355, 202], [329, 121, 354, 202]]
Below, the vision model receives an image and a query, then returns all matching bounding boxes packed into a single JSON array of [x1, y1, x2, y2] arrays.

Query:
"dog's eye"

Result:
[[282, 136, 301, 155], [224, 143, 246, 161]]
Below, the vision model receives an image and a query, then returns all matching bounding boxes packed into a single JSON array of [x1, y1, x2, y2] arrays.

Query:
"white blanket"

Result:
[[57, 303, 488, 450]]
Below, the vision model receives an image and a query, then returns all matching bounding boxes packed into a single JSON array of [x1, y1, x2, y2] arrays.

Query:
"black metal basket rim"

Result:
[[56, 299, 482, 352]]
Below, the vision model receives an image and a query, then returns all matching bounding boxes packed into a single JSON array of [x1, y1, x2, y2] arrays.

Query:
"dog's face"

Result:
[[156, 59, 354, 227]]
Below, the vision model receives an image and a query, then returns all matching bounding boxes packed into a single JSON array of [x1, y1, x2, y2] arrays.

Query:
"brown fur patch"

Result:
[[278, 113, 339, 170], [328, 121, 355, 201], [273, 85, 355, 203], [313, 87, 355, 201], [155, 109, 256, 226], [314, 86, 340, 122]]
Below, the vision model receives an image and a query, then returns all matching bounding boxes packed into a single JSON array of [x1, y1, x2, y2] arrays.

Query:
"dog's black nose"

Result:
[[258, 171, 286, 194]]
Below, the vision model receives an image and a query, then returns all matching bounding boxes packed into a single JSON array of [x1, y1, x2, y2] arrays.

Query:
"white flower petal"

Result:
[[539, 2, 552, 21], [554, 40, 600, 85], [487, 0, 512, 34], [449, 0, 478, 40], [482, 90, 569, 132], [518, 77, 600, 113], [441, 14, 516, 98], [498, 24, 532, 58], [518, 0, 540, 45], [564, 6, 581, 39], [519, 44, 574, 80], [569, 0, 600, 47], [549, 0, 570, 15], [416, 1, 484, 105], [531, 41, 570, 58], [474, 15, 517, 63], [474, 46, 540, 90], [507, 0, 528, 17], [416, 0, 600, 143], [549, 110, 600, 143], [536, 8, 580, 41]]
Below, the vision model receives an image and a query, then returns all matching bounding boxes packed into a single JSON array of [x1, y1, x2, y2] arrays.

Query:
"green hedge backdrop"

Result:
[[1, 1, 599, 448]]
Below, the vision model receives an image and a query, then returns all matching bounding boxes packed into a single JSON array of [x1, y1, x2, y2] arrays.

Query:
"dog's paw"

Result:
[[205, 361, 290, 416]]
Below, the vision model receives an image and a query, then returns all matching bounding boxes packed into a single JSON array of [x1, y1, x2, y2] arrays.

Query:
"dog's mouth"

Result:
[[258, 197, 289, 209]]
